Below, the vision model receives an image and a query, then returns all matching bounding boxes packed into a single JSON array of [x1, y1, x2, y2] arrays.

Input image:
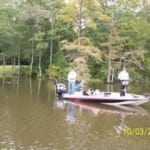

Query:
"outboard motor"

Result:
[[54, 79, 66, 98], [56, 83, 66, 98]]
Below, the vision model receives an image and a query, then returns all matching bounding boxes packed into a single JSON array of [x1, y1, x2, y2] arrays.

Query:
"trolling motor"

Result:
[[54, 79, 66, 98]]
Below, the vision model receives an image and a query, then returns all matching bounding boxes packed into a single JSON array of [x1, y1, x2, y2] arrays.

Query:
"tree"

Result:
[[19, 0, 49, 76], [0, 0, 21, 75], [41, 0, 65, 66], [61, 37, 102, 80], [35, 31, 48, 77]]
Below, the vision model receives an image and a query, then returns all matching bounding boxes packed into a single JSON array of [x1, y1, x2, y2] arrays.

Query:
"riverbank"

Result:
[[0, 65, 29, 78]]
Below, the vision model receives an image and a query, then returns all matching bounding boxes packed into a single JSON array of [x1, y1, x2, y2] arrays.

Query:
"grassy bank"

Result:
[[0, 65, 29, 78]]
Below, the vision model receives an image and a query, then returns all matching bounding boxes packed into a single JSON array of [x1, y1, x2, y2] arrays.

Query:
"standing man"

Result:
[[118, 67, 130, 96], [67, 68, 77, 95]]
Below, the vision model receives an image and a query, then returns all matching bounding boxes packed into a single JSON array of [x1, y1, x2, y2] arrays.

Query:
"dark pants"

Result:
[[120, 81, 127, 96]]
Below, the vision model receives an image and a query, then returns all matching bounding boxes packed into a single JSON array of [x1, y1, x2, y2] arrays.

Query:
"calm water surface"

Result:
[[0, 78, 149, 150]]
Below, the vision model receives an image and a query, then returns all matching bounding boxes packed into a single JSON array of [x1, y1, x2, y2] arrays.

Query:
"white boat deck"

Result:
[[62, 92, 149, 106]]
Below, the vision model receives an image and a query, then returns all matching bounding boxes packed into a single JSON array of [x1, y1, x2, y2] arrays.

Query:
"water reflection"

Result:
[[55, 99, 150, 139], [37, 78, 41, 99], [113, 114, 127, 136], [66, 103, 76, 124], [55, 99, 149, 125], [56, 100, 148, 117], [0, 78, 149, 150], [55, 99, 150, 150], [29, 78, 32, 97]]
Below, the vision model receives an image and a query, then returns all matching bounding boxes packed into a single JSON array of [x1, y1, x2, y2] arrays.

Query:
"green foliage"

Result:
[[36, 42, 48, 50], [87, 79, 103, 89], [19, 66, 30, 76], [46, 65, 63, 78], [0, 65, 30, 77], [144, 56, 150, 80], [128, 68, 144, 82], [83, 20, 109, 47], [88, 58, 107, 80], [0, 0, 149, 81]]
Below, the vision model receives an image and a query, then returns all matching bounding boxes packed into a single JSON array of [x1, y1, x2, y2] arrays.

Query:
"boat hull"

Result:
[[62, 92, 149, 105]]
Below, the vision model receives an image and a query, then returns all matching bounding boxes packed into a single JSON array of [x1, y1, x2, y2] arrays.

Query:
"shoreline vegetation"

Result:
[[0, 65, 150, 85], [0, 65, 149, 96], [0, 65, 29, 78]]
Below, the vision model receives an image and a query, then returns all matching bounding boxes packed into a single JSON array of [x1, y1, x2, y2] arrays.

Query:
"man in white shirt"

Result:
[[67, 68, 77, 95], [118, 68, 130, 96]]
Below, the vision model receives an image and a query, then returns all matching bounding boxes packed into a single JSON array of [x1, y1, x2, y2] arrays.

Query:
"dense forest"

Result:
[[0, 0, 150, 83]]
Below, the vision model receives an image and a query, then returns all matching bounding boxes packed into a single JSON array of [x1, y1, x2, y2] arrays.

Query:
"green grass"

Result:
[[0, 65, 29, 78]]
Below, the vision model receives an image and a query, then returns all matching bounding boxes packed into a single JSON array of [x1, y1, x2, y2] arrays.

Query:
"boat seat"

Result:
[[104, 92, 111, 96]]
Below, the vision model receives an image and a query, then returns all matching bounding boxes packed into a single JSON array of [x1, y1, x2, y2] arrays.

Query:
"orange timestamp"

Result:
[[123, 127, 150, 136]]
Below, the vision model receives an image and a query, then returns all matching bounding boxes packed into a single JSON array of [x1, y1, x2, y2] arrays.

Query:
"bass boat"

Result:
[[62, 92, 149, 106], [55, 83, 150, 106]]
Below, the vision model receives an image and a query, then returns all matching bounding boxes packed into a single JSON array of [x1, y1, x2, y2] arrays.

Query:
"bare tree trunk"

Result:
[[77, 0, 83, 47], [107, 59, 114, 83], [107, 83, 114, 92], [37, 78, 41, 99], [12, 56, 15, 75], [50, 20, 53, 66], [50, 37, 53, 66], [107, 2, 114, 83], [38, 54, 42, 77], [30, 29, 35, 77], [18, 43, 21, 76], [3, 55, 6, 76], [107, 59, 112, 83]]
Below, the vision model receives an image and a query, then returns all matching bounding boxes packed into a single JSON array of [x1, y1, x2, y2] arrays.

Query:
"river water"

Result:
[[0, 78, 149, 150]]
